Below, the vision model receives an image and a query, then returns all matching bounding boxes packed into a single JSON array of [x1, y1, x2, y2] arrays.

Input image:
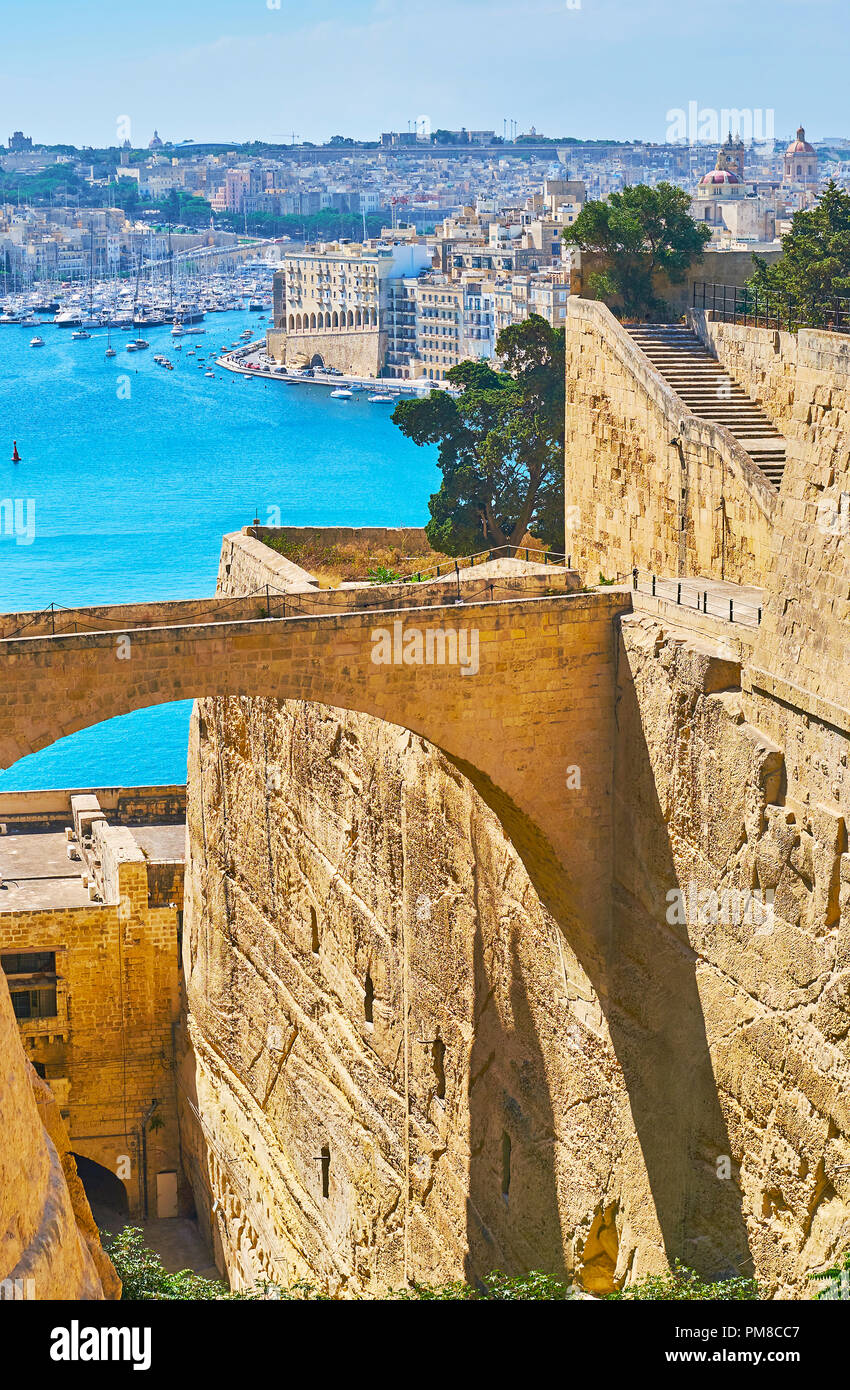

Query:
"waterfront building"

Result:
[[268, 238, 431, 376]]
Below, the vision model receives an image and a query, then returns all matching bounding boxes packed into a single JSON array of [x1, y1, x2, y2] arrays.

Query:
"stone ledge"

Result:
[[743, 666, 850, 737]]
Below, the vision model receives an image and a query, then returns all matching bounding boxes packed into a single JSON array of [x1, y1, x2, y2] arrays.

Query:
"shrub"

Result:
[[606, 1261, 761, 1301]]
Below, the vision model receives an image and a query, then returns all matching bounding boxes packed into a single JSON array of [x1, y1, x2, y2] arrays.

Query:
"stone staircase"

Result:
[[626, 324, 787, 488]]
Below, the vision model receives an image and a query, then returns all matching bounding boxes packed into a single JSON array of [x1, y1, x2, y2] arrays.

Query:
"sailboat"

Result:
[[105, 326, 116, 358]]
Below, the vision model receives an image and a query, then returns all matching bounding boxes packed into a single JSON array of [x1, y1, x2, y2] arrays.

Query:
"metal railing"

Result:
[[373, 544, 574, 585], [633, 569, 763, 628], [692, 282, 850, 335]]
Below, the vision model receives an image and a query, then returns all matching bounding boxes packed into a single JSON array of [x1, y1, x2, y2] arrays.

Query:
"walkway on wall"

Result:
[[631, 572, 765, 629], [626, 324, 788, 488]]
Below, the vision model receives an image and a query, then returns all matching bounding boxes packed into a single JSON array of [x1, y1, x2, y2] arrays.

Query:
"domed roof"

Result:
[[700, 169, 741, 186], [786, 125, 815, 155]]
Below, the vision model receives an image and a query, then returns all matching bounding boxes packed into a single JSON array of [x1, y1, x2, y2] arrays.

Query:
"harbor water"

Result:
[[0, 310, 439, 789]]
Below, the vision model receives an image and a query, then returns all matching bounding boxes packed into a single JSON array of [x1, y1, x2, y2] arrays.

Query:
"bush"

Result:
[[606, 1262, 761, 1301], [389, 1270, 579, 1300]]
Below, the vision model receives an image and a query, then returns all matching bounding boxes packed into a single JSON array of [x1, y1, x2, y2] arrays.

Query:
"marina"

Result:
[[0, 303, 439, 790]]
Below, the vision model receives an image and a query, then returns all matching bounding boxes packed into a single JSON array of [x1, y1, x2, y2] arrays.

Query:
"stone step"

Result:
[[625, 323, 787, 488]]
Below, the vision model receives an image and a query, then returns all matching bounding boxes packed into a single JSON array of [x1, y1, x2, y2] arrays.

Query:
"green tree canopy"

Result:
[[392, 315, 565, 555], [568, 181, 711, 319], [750, 180, 850, 325]]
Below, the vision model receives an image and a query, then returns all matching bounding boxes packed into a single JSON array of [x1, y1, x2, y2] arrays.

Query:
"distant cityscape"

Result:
[[0, 121, 843, 382]]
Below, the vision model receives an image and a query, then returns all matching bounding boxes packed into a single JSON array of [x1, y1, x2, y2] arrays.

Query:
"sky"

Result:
[[0, 0, 847, 149]]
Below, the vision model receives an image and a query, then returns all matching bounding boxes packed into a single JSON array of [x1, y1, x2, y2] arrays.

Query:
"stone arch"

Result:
[[71, 1152, 129, 1220], [310, 312, 317, 330], [355, 309, 362, 328], [347, 310, 354, 327], [288, 314, 295, 331], [295, 314, 302, 331], [310, 353, 325, 369], [332, 311, 339, 328], [0, 586, 751, 1280]]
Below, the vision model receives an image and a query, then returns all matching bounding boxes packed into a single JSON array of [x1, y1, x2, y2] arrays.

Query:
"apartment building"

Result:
[[268, 238, 431, 376]]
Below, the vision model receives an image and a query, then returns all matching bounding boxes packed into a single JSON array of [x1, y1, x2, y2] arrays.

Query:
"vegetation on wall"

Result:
[[568, 182, 711, 319], [391, 315, 565, 554]]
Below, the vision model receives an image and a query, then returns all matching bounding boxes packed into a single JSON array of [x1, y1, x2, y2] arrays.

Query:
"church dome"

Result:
[[786, 126, 815, 155], [699, 169, 740, 186]]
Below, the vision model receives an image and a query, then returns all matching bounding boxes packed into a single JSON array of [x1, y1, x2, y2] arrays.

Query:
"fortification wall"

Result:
[[683, 315, 850, 726], [266, 327, 387, 377], [563, 297, 776, 584], [180, 525, 850, 1298], [614, 612, 850, 1294]]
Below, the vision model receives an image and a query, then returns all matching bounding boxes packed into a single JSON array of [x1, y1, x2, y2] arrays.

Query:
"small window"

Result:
[[320, 1145, 330, 1199], [11, 986, 57, 1020], [364, 972, 374, 1025], [2, 951, 56, 977], [310, 907, 320, 955]]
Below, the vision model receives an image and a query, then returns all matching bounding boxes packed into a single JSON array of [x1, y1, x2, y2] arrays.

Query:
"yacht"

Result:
[[368, 392, 396, 403], [71, 328, 91, 340], [330, 387, 353, 399], [126, 338, 150, 352], [171, 324, 186, 338], [54, 307, 83, 327], [30, 335, 45, 348]]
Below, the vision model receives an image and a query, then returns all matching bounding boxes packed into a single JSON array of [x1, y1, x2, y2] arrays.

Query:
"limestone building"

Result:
[[0, 786, 186, 1224], [267, 238, 431, 376]]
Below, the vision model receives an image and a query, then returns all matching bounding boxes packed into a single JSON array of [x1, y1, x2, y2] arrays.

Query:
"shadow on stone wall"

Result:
[[608, 630, 753, 1279], [464, 921, 565, 1285]]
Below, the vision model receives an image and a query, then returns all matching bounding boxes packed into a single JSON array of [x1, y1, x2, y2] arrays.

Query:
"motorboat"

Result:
[[30, 335, 45, 347], [71, 329, 91, 340], [330, 387, 353, 399]]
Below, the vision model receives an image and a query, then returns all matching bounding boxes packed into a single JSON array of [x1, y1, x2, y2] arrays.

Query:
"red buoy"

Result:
[[11, 441, 20, 463]]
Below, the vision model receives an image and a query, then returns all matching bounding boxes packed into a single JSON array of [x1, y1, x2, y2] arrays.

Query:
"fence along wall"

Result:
[[563, 297, 776, 585]]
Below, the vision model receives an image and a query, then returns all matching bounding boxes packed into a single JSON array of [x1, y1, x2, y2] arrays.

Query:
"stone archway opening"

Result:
[[310, 353, 325, 369], [71, 1152, 129, 1229]]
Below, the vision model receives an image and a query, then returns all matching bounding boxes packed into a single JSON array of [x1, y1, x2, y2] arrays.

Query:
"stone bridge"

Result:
[[0, 585, 630, 967]]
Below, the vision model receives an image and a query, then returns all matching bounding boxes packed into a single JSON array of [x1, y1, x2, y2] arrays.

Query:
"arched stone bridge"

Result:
[[0, 586, 629, 964]]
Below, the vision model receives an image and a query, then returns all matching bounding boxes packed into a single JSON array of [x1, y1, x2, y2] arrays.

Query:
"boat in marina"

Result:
[[71, 328, 91, 340], [331, 387, 353, 399], [126, 338, 150, 352], [30, 336, 45, 348]]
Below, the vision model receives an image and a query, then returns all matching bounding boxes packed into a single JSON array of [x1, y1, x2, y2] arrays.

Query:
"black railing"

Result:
[[692, 282, 850, 336]]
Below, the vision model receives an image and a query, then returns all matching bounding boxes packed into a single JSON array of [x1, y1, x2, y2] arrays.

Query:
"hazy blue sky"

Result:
[[1, 0, 846, 148]]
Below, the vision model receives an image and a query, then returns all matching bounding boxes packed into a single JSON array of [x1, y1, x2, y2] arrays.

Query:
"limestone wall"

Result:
[[0, 861, 183, 1217], [266, 327, 387, 377], [613, 612, 850, 1294], [0, 969, 119, 1298], [564, 297, 776, 585]]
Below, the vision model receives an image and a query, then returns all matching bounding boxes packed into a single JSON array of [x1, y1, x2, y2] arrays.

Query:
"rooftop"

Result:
[[0, 818, 185, 913]]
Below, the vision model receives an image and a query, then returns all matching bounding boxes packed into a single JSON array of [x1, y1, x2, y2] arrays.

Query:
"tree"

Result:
[[392, 315, 565, 555], [569, 182, 711, 319], [749, 180, 850, 325]]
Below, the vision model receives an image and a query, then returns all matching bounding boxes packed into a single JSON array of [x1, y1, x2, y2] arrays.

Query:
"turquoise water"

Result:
[[0, 312, 438, 790]]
